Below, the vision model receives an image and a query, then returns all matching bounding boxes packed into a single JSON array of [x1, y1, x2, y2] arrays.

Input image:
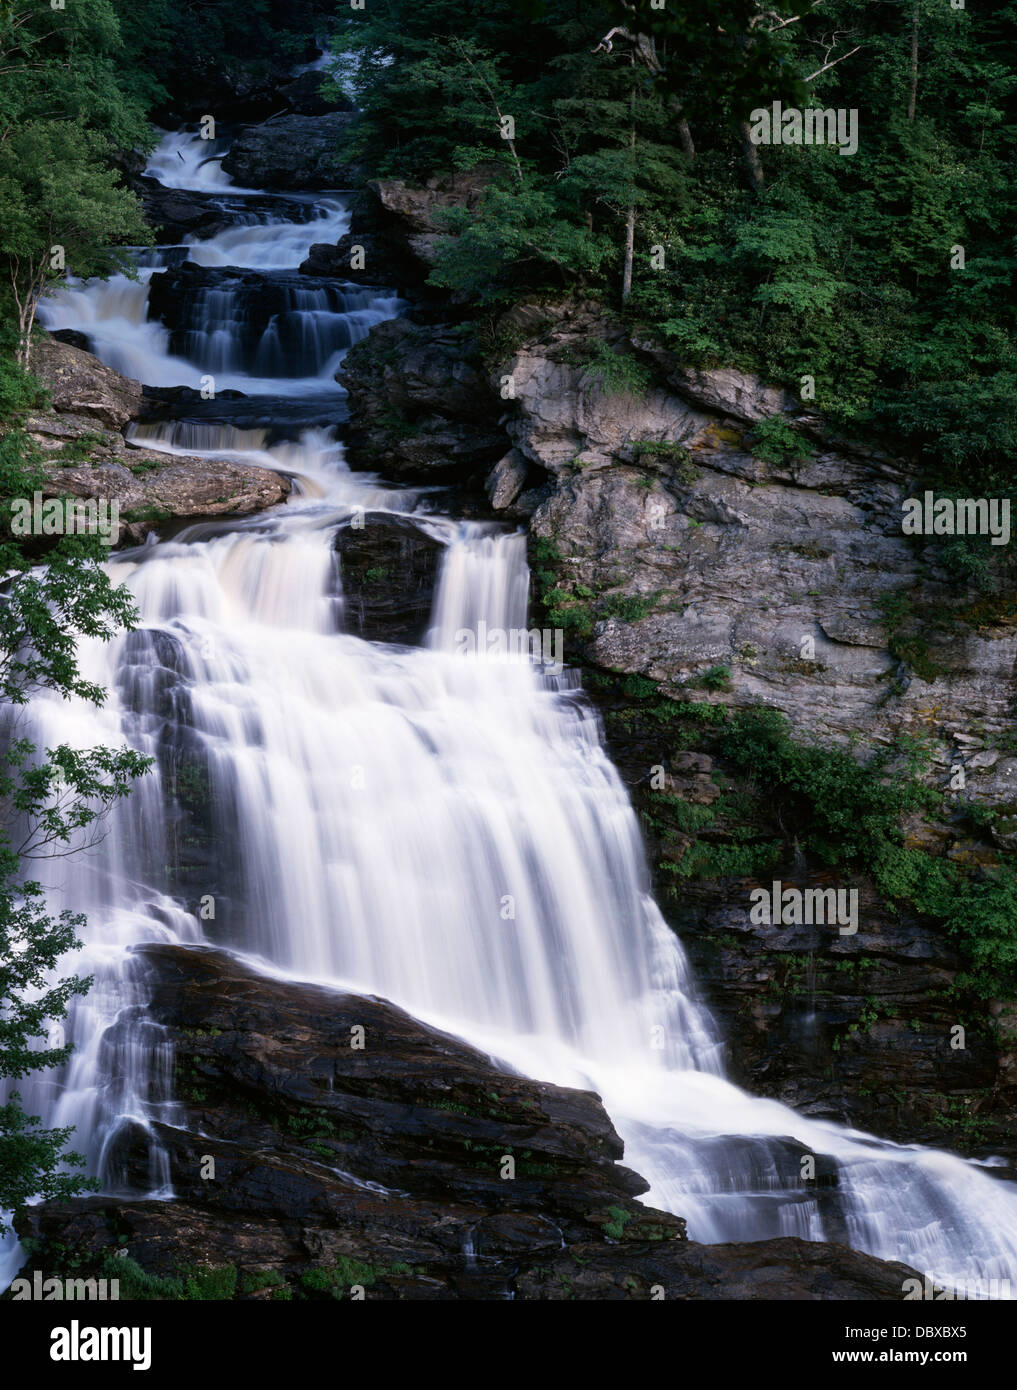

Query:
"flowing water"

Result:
[[4, 125, 1017, 1296]]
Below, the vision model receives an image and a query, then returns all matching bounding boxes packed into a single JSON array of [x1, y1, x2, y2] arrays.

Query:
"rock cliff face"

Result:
[[507, 306, 1017, 799], [25, 338, 290, 542], [338, 301, 1017, 802], [301, 169, 497, 290], [13, 945, 918, 1301]]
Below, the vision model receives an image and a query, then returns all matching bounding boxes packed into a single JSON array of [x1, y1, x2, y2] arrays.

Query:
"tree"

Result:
[[1, 121, 149, 366], [0, 0, 152, 365], [560, 47, 691, 303]]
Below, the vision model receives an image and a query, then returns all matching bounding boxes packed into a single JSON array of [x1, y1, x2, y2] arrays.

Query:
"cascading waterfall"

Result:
[[5, 117, 1017, 1297], [144, 129, 254, 194]]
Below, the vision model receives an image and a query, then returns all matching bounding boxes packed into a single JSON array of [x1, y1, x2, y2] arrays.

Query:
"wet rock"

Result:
[[25, 337, 290, 543], [338, 317, 507, 481], [598, 708, 1013, 1149], [48, 328, 92, 352], [221, 113, 356, 191], [13, 944, 921, 1300], [300, 234, 390, 286], [513, 1237, 919, 1300], [335, 513, 444, 644], [486, 449, 531, 513], [136, 179, 231, 242]]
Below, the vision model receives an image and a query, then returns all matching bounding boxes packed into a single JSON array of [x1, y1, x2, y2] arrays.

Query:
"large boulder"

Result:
[[25, 336, 290, 542], [335, 512, 445, 645], [221, 113, 356, 190], [25, 431, 291, 545], [30, 336, 143, 429], [338, 317, 507, 482], [135, 179, 230, 242]]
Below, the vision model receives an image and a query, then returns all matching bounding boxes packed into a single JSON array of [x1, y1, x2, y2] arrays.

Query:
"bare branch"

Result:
[[805, 44, 863, 82]]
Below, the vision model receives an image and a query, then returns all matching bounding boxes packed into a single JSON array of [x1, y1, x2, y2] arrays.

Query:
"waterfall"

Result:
[[144, 130, 254, 193], [7, 120, 1017, 1299]]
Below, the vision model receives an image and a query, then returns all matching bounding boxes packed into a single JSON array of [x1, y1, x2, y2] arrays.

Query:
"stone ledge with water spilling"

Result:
[[24, 337, 293, 544], [9, 945, 918, 1302]]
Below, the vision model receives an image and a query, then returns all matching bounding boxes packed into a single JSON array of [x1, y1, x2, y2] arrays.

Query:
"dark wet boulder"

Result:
[[136, 179, 231, 242], [338, 317, 507, 482], [220, 113, 356, 191], [335, 512, 444, 645]]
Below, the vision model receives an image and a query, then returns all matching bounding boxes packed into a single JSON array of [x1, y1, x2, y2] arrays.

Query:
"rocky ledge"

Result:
[[221, 112, 356, 191], [12, 945, 918, 1301], [25, 338, 290, 543], [339, 317, 506, 483]]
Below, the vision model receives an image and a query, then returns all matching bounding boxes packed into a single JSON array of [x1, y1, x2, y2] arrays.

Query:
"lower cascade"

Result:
[[4, 126, 1017, 1298]]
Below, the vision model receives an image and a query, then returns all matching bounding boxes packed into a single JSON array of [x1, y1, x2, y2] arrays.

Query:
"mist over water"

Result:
[[6, 121, 1017, 1297]]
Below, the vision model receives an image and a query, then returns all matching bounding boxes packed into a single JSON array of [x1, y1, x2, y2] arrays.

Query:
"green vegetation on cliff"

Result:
[[336, 0, 1017, 495]]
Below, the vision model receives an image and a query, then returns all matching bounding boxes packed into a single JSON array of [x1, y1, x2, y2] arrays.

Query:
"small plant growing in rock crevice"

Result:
[[699, 663, 732, 691], [749, 415, 812, 466]]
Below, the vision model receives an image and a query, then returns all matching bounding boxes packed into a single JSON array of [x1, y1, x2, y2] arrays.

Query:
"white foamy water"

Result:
[[5, 122, 1017, 1299], [145, 129, 258, 193]]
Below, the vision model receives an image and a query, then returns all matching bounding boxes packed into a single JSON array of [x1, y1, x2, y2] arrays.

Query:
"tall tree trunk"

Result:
[[623, 79, 636, 303], [9, 259, 39, 368], [740, 120, 765, 192], [677, 116, 695, 160], [666, 96, 695, 159], [622, 204, 635, 303], [907, 1, 920, 122]]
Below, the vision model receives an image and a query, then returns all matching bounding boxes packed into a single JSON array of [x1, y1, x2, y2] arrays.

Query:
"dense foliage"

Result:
[[111, 0, 336, 115], [335, 0, 1017, 493], [0, 1, 154, 362]]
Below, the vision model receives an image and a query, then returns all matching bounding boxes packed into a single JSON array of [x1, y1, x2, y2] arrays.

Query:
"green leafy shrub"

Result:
[[749, 416, 811, 466]]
